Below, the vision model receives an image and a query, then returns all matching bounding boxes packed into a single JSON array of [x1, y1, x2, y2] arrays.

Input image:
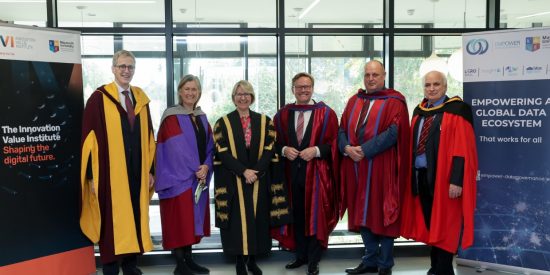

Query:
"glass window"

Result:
[[395, 0, 485, 28], [501, 0, 550, 28], [395, 36, 423, 51], [123, 36, 166, 52], [286, 36, 308, 55], [58, 0, 165, 27], [186, 36, 241, 52], [285, 35, 383, 120], [0, 2, 46, 27], [173, 36, 278, 123], [172, 0, 275, 28], [248, 36, 276, 54], [285, 0, 382, 27], [81, 36, 114, 55], [313, 36, 363, 52], [394, 36, 463, 117]]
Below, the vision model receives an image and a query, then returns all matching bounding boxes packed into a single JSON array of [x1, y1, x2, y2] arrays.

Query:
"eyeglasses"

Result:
[[235, 93, 252, 98], [293, 85, 312, 90], [115, 64, 135, 71]]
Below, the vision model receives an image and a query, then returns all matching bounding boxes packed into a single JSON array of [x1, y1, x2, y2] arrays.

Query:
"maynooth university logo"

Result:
[[466, 38, 489, 55], [49, 40, 59, 53], [525, 36, 540, 52]]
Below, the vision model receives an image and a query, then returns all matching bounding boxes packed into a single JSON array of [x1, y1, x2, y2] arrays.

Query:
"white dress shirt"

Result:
[[282, 99, 321, 158], [115, 82, 133, 112]]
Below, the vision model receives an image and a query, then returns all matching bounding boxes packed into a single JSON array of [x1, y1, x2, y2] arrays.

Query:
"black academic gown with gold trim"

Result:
[[213, 110, 289, 256]]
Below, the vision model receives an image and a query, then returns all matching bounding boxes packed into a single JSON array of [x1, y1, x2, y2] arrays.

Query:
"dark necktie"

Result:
[[122, 90, 135, 129], [355, 99, 370, 143], [416, 114, 434, 155], [296, 111, 304, 145]]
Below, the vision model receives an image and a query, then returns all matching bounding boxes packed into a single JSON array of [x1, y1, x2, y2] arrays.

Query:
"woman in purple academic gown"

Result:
[[155, 74, 214, 275]]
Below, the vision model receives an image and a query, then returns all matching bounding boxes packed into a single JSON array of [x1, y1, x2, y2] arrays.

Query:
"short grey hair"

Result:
[[177, 74, 202, 107], [422, 70, 448, 87], [112, 50, 136, 67], [231, 80, 255, 104]]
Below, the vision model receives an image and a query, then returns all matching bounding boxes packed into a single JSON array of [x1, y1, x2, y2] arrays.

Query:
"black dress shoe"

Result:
[[236, 262, 247, 275], [378, 267, 392, 275], [247, 261, 263, 275], [345, 262, 378, 274], [122, 266, 143, 275], [285, 258, 306, 269], [307, 263, 319, 275]]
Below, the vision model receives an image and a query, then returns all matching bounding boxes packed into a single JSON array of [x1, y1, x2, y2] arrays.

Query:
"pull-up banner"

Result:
[[0, 23, 94, 274], [460, 27, 550, 273]]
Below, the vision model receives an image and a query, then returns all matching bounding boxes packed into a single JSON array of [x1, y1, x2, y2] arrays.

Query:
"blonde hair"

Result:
[[177, 74, 202, 108], [231, 80, 255, 104]]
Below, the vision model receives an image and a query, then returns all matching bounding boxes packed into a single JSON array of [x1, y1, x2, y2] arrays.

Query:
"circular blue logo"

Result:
[[466, 39, 489, 55]]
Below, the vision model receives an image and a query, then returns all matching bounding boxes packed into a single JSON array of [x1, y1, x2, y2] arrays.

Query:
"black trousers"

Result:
[[292, 181, 322, 265], [102, 255, 138, 275], [430, 246, 455, 275], [416, 169, 455, 275], [416, 168, 433, 229]]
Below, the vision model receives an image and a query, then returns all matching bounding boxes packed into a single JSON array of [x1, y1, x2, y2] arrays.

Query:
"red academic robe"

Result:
[[272, 102, 340, 249], [340, 89, 410, 237], [400, 97, 478, 253]]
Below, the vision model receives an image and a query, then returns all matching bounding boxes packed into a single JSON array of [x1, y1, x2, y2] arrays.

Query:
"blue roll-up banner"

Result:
[[459, 28, 550, 274], [0, 24, 95, 274]]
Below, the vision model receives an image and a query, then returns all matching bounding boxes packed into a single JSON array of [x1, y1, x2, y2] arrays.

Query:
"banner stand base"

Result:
[[457, 258, 550, 275]]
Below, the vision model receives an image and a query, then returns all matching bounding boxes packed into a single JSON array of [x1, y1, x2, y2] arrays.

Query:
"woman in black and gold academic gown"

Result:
[[214, 80, 289, 275]]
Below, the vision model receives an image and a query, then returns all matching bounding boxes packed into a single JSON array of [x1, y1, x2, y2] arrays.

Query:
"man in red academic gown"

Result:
[[80, 50, 156, 275], [400, 71, 477, 275], [273, 72, 340, 275], [339, 60, 410, 275]]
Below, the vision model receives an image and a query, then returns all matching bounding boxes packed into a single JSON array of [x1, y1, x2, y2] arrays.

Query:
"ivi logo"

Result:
[[0, 35, 15, 47]]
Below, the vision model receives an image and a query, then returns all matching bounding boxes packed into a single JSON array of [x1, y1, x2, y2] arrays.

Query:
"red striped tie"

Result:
[[416, 115, 434, 155], [122, 90, 135, 129], [296, 111, 304, 145]]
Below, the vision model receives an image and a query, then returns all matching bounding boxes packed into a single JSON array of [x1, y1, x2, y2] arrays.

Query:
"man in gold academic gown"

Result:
[[80, 50, 156, 275]]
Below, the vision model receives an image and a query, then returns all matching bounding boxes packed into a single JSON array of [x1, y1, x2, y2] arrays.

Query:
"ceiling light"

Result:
[[298, 0, 320, 20]]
